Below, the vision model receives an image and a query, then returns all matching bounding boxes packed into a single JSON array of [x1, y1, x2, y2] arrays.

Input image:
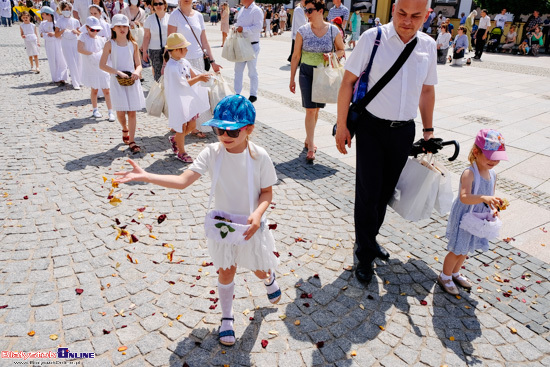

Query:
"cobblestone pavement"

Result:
[[1, 26, 550, 367]]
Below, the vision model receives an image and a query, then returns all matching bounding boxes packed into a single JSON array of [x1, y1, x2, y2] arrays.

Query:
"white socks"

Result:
[[440, 273, 452, 281], [217, 281, 235, 344]]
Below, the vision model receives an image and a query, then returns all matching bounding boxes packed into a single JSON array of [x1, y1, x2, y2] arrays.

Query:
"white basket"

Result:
[[204, 210, 251, 246], [459, 212, 502, 240]]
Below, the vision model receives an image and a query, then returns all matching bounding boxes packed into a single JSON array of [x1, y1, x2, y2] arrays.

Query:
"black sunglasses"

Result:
[[212, 126, 245, 138], [304, 7, 317, 14], [153, 2, 164, 5]]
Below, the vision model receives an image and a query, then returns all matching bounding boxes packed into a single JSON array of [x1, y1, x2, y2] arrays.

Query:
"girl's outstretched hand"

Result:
[[114, 159, 148, 183], [243, 213, 261, 241], [482, 195, 503, 211]]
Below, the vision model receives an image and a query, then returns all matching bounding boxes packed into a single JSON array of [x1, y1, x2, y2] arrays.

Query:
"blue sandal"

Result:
[[218, 317, 235, 346], [266, 274, 281, 304]]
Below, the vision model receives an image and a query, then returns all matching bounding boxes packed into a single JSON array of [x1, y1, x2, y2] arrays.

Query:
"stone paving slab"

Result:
[[1, 25, 550, 367]]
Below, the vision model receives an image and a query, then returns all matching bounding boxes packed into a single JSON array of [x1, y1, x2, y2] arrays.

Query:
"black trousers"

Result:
[[354, 113, 415, 265], [475, 28, 487, 58]]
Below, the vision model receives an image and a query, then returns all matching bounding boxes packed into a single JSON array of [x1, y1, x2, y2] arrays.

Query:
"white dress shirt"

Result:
[[291, 5, 306, 40], [235, 2, 263, 43], [345, 22, 438, 121], [479, 15, 491, 29]]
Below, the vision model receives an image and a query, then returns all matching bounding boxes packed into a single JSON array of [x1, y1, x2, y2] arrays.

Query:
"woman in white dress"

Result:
[[78, 16, 114, 120], [55, 1, 82, 89], [167, 0, 221, 137], [19, 11, 40, 73], [38, 6, 68, 83], [100, 14, 146, 154]]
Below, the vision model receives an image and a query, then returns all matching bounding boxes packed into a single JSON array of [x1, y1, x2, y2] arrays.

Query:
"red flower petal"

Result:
[[420, 300, 428, 306], [288, 252, 293, 256], [249, 317, 254, 321], [130, 234, 139, 243], [150, 190, 155, 195], [303, 303, 310, 307], [75, 288, 84, 295], [127, 193, 133, 199], [273, 252, 280, 258], [103, 329, 110, 335], [210, 290, 215, 294], [307, 293, 312, 298], [115, 218, 121, 225], [209, 305, 217, 310], [196, 276, 201, 280], [268, 223, 277, 230], [313, 274, 319, 279], [300, 293, 307, 299], [316, 341, 324, 348], [0, 305, 8, 309], [261, 340, 268, 348], [121, 325, 127, 328], [131, 219, 140, 224], [23, 196, 28, 200], [137, 207, 146, 212], [168, 281, 175, 285], [157, 214, 167, 224], [145, 224, 153, 232]]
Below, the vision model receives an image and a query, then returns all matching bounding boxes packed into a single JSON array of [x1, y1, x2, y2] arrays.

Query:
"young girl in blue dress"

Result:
[[115, 95, 281, 347], [440, 129, 508, 295]]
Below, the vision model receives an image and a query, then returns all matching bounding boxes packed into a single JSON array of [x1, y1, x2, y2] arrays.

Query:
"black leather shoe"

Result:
[[248, 96, 257, 103], [374, 244, 390, 261], [355, 263, 374, 284]]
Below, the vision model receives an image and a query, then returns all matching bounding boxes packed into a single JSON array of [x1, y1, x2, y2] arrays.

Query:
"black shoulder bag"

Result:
[[333, 29, 418, 141], [179, 9, 211, 71]]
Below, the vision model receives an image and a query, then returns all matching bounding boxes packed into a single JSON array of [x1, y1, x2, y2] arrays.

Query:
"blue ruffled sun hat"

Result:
[[202, 95, 255, 130], [38, 6, 55, 15]]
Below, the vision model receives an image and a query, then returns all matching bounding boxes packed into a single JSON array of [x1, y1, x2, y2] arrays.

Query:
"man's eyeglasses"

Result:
[[153, 2, 164, 6], [212, 126, 245, 138], [304, 8, 316, 14]]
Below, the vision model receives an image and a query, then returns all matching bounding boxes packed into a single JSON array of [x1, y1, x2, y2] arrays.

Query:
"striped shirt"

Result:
[[327, 4, 349, 22]]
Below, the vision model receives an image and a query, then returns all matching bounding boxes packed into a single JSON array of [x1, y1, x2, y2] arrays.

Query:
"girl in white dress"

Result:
[[55, 1, 82, 89], [78, 16, 114, 121], [20, 11, 40, 73], [38, 7, 68, 84], [163, 33, 210, 162], [114, 95, 281, 347], [99, 14, 145, 154], [80, 5, 111, 40]]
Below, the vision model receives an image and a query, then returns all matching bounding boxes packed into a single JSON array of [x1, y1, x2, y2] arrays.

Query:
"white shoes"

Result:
[[74, 86, 81, 90], [108, 112, 116, 122], [92, 109, 102, 118]]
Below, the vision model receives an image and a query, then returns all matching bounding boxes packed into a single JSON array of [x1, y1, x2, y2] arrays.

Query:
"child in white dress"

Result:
[[163, 33, 211, 162], [78, 16, 114, 121], [20, 11, 40, 73], [55, 1, 82, 89], [81, 5, 111, 40], [99, 13, 145, 154], [38, 7, 68, 83], [115, 95, 281, 347]]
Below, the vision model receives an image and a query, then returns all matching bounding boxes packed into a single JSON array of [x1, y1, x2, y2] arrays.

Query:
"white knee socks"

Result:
[[218, 281, 235, 343]]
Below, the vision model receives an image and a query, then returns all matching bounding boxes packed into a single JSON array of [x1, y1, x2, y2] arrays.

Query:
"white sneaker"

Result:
[[92, 109, 102, 118], [74, 86, 81, 90], [108, 112, 116, 122]]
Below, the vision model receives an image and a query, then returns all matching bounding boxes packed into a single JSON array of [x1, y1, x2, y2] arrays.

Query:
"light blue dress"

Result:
[[445, 166, 495, 255]]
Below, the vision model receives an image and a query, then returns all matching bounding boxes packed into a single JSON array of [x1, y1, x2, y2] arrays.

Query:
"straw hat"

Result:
[[165, 33, 192, 50]]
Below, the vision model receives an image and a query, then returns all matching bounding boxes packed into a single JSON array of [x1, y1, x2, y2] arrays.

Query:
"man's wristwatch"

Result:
[[422, 128, 434, 132], [210, 59, 216, 64]]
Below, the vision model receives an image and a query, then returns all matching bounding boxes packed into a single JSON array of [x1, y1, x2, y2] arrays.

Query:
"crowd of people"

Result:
[[4, 0, 522, 349]]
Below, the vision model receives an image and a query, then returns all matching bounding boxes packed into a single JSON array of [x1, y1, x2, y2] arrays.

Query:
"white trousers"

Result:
[[44, 38, 69, 83], [265, 19, 271, 34], [234, 43, 260, 97], [61, 37, 82, 88]]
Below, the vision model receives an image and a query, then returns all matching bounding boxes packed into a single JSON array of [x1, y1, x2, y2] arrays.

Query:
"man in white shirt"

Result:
[[234, 0, 263, 103], [335, 0, 437, 285], [474, 8, 491, 60], [494, 8, 507, 29], [287, 0, 306, 63]]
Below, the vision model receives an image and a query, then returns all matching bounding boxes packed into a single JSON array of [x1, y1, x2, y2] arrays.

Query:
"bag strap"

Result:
[[352, 26, 381, 100], [179, 9, 204, 51], [468, 162, 481, 213], [155, 13, 163, 48], [207, 145, 255, 215], [354, 29, 418, 111]]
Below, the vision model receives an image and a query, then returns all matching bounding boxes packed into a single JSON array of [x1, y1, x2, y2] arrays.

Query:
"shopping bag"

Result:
[[311, 54, 345, 104], [130, 26, 145, 48], [389, 155, 441, 221], [234, 33, 256, 62], [222, 31, 237, 62], [208, 73, 232, 113], [146, 75, 168, 118], [433, 159, 453, 215]]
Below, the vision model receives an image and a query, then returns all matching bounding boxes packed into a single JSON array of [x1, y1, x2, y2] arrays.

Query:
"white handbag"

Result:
[[145, 75, 168, 118], [459, 162, 502, 239], [203, 146, 259, 246], [311, 54, 345, 104], [208, 73, 232, 113], [389, 154, 441, 221]]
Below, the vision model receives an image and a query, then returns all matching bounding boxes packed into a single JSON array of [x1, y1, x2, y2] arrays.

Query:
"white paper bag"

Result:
[[311, 55, 345, 104], [234, 33, 256, 62], [146, 75, 168, 118], [208, 73, 232, 113], [221, 31, 237, 62], [434, 160, 453, 215], [389, 156, 441, 221]]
